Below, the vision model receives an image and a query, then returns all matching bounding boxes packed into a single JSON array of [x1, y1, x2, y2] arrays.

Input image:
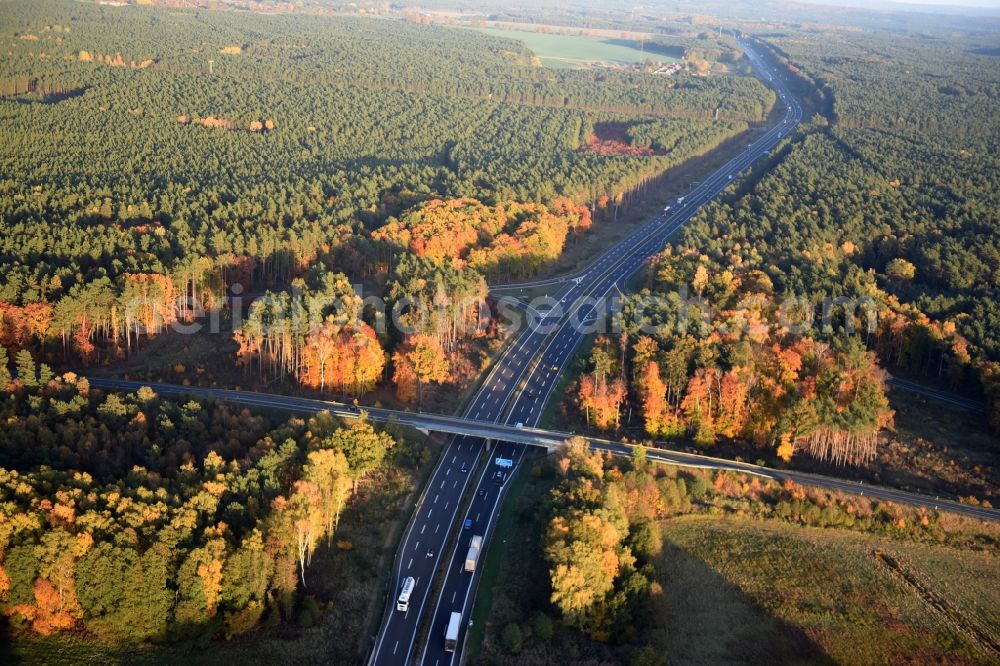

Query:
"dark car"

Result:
[[460, 462, 468, 473], [494, 470, 506, 485]]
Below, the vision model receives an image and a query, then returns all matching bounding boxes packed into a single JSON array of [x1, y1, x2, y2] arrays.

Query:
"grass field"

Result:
[[657, 517, 1000, 664], [470, 27, 679, 69]]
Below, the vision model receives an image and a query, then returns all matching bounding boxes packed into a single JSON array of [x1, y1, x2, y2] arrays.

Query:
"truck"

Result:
[[396, 576, 415, 612], [464, 535, 484, 572], [445, 611, 461, 652]]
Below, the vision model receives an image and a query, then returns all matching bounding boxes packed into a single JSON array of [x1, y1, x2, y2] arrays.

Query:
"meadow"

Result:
[[469, 27, 679, 69]]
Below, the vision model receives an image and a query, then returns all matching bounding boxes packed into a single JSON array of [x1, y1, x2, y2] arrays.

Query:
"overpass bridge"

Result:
[[87, 377, 1000, 523]]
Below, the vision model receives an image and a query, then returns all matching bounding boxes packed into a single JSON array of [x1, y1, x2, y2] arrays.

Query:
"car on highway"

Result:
[[663, 205, 671, 212], [493, 470, 507, 485], [478, 488, 486, 498], [464, 518, 473, 530], [426, 548, 434, 558], [460, 462, 468, 473]]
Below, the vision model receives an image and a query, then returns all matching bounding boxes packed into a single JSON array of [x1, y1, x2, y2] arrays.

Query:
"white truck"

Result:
[[445, 611, 461, 652], [464, 535, 484, 572], [396, 576, 415, 612]]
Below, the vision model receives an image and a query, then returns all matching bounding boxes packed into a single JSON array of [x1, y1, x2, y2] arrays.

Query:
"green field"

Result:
[[470, 27, 679, 69]]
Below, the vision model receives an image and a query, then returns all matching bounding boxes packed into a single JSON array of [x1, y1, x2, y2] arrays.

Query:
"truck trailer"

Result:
[[464, 535, 483, 572], [445, 611, 461, 652]]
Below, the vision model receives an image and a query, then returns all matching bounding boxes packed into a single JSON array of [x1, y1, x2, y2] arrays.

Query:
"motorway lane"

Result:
[[420, 442, 527, 666], [369, 324, 541, 665]]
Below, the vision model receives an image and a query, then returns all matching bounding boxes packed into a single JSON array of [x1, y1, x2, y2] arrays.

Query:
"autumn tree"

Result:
[[392, 334, 450, 405], [303, 448, 352, 544]]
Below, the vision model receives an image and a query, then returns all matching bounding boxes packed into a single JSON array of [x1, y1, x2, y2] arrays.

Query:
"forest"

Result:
[[572, 245, 895, 466], [675, 25, 1000, 428], [0, 370, 402, 643], [553, 23, 1000, 457], [0, 0, 768, 402]]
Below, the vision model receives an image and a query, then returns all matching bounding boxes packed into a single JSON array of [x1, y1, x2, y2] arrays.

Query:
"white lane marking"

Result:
[[444, 501, 450, 510], [407, 557, 412, 569], [428, 509, 433, 518], [451, 455, 456, 463], [394, 641, 399, 655], [434, 493, 439, 504], [421, 524, 426, 535], [435, 523, 440, 534]]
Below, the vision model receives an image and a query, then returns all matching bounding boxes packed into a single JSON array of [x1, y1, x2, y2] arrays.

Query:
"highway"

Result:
[[424, 39, 802, 665]]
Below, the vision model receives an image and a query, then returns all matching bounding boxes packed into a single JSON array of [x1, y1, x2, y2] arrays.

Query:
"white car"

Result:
[[728, 175, 733, 180]]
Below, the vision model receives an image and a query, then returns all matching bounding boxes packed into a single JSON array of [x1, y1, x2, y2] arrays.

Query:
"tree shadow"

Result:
[[656, 538, 833, 664]]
